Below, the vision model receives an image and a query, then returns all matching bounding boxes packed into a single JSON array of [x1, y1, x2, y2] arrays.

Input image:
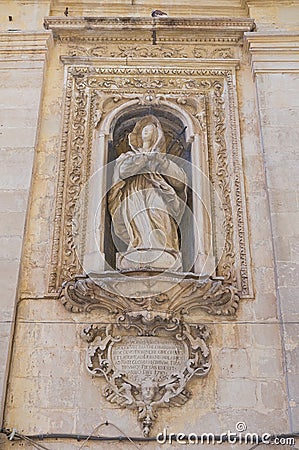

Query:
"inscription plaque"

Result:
[[82, 320, 210, 436], [111, 336, 188, 382]]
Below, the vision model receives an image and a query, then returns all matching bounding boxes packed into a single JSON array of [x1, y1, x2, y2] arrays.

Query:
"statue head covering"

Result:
[[128, 115, 166, 153]]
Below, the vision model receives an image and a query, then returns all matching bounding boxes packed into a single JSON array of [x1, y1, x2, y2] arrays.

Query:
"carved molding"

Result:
[[0, 31, 53, 61], [59, 36, 243, 47], [44, 17, 255, 57], [44, 17, 255, 33], [245, 32, 299, 75]]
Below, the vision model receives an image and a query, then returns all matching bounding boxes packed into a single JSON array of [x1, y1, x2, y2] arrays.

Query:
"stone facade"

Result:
[[0, 0, 298, 449]]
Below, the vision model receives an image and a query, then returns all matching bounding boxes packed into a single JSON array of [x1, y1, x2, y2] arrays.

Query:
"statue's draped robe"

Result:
[[108, 150, 187, 252]]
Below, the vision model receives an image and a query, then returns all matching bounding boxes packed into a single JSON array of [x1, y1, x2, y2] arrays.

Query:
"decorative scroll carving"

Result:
[[68, 45, 188, 58], [116, 45, 188, 58], [59, 273, 239, 317], [81, 317, 211, 436], [176, 94, 207, 132], [211, 48, 234, 59], [67, 44, 235, 60], [226, 72, 252, 296], [59, 269, 237, 435], [68, 45, 108, 57], [213, 80, 237, 284], [48, 72, 74, 290], [192, 47, 234, 59], [49, 66, 252, 297]]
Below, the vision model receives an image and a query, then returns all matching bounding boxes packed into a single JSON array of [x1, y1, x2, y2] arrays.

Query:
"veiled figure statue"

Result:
[[108, 115, 187, 271]]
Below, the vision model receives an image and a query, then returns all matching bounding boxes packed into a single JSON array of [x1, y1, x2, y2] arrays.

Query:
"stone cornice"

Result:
[[0, 31, 53, 61], [245, 32, 299, 75], [44, 17, 255, 43], [58, 35, 245, 46], [44, 16, 254, 30]]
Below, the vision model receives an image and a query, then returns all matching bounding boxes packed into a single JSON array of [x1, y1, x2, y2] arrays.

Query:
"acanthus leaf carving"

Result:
[[66, 43, 237, 60]]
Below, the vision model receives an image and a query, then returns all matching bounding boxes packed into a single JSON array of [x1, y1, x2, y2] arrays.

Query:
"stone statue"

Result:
[[108, 115, 187, 271]]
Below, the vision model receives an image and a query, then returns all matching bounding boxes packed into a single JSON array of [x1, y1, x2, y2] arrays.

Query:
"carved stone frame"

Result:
[[49, 62, 252, 298]]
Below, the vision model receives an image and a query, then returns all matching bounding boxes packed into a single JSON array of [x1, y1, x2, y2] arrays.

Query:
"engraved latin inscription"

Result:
[[111, 336, 188, 383]]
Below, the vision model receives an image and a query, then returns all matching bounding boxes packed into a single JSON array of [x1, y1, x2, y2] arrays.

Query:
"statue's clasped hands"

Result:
[[134, 152, 169, 172], [130, 152, 170, 178]]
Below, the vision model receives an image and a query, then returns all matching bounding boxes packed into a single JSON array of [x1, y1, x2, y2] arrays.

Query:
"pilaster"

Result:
[[0, 30, 52, 425]]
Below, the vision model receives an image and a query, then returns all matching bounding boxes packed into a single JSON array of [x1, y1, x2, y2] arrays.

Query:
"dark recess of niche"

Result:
[[104, 106, 194, 272]]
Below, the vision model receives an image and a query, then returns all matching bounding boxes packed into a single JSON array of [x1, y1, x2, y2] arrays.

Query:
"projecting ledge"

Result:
[[244, 32, 299, 75], [59, 270, 240, 317], [44, 16, 255, 32]]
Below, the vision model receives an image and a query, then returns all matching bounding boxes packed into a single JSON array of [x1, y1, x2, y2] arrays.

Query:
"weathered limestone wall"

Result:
[[0, 1, 49, 32], [248, 2, 299, 32], [256, 70, 299, 429], [0, 3, 51, 430], [246, 47, 299, 430], [0, 29, 51, 427], [49, 0, 249, 17], [245, 6, 299, 426], [0, 0, 298, 449]]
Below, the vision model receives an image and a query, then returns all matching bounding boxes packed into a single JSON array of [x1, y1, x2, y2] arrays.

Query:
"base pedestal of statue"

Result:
[[116, 248, 183, 272]]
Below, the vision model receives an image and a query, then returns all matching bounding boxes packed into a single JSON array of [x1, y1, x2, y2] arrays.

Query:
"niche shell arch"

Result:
[[83, 100, 214, 275]]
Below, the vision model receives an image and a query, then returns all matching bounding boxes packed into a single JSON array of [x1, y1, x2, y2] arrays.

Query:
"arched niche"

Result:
[[84, 101, 214, 275]]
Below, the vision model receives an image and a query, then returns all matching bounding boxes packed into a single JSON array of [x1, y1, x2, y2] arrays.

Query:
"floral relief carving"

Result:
[[226, 73, 251, 295], [114, 45, 188, 58], [212, 80, 236, 285], [49, 72, 74, 290], [211, 48, 234, 59], [66, 44, 236, 60]]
